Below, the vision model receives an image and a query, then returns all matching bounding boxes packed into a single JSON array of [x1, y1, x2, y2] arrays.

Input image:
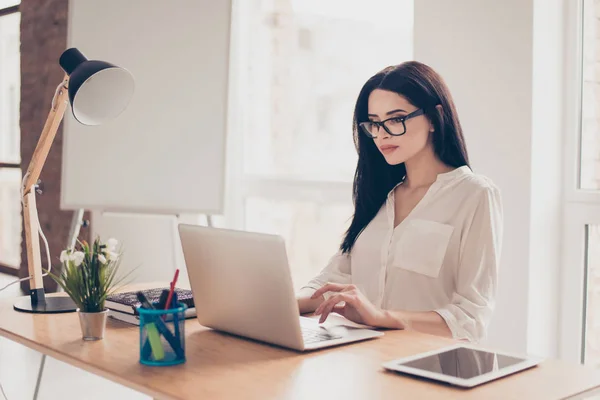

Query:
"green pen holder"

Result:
[[138, 302, 187, 366]]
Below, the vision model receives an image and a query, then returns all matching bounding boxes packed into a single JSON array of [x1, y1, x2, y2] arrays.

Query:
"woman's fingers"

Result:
[[332, 305, 346, 317], [311, 283, 354, 299], [318, 300, 339, 324], [317, 293, 353, 323], [315, 292, 345, 315], [311, 283, 346, 299]]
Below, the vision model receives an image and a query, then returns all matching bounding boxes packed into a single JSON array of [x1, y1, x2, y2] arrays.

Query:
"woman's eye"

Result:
[[388, 117, 404, 125]]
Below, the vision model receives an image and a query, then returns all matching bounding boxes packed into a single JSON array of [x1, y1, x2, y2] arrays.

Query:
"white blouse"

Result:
[[299, 166, 503, 342]]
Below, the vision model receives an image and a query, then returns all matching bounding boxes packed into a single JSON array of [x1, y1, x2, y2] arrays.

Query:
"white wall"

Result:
[[91, 212, 179, 283], [528, 0, 564, 357], [91, 211, 193, 289], [414, 0, 533, 353], [415, 0, 564, 356]]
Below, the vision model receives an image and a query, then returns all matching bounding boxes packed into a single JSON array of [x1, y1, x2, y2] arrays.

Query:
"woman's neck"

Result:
[[403, 146, 453, 189]]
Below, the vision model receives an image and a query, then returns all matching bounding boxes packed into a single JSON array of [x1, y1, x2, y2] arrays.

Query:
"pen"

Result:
[[164, 269, 180, 312], [145, 323, 164, 361], [158, 289, 170, 310], [136, 294, 165, 361], [172, 292, 181, 345]]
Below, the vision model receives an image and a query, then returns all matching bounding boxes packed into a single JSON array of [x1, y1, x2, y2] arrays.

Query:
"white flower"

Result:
[[71, 251, 85, 267], [105, 250, 119, 261], [98, 254, 107, 264], [59, 250, 69, 263], [105, 238, 118, 252]]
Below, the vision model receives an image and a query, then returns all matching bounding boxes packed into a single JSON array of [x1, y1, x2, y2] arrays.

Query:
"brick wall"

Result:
[[19, 0, 90, 292]]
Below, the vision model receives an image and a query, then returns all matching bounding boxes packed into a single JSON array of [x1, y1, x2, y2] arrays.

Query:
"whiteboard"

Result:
[[61, 0, 231, 214]]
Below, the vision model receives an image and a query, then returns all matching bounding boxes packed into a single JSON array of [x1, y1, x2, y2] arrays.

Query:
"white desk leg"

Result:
[[33, 209, 86, 400], [33, 354, 46, 400]]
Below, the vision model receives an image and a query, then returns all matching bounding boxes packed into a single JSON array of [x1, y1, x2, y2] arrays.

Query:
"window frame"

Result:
[[0, 4, 18, 18], [557, 0, 600, 363], [0, 2, 21, 276]]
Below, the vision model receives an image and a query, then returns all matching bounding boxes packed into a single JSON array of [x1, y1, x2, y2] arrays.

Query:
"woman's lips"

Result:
[[380, 145, 399, 155]]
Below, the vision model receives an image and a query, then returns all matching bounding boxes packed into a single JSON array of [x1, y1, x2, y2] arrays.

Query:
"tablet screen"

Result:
[[397, 347, 526, 380]]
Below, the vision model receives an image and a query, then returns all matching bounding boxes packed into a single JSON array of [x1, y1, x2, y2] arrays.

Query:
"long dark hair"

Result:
[[340, 61, 470, 253]]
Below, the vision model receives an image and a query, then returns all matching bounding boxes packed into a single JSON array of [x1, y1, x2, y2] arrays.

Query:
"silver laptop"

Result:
[[178, 224, 383, 351]]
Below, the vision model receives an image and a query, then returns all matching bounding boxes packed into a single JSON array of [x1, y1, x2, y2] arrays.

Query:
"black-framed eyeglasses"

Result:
[[359, 108, 425, 138]]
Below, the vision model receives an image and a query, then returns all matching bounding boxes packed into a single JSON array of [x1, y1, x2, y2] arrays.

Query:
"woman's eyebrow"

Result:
[[367, 108, 407, 118]]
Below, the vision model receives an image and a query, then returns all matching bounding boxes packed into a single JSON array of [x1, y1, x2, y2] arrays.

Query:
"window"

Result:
[[225, 0, 414, 289], [0, 2, 21, 273], [580, 0, 600, 190], [560, 0, 600, 364], [580, 0, 600, 365]]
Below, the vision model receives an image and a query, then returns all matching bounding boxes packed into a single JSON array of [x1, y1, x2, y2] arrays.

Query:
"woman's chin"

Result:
[[383, 155, 407, 166]]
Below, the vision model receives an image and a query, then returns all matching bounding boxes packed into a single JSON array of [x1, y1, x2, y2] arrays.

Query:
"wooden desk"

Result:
[[1, 296, 600, 400]]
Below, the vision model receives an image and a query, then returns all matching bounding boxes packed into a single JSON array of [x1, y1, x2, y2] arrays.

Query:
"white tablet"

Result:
[[382, 344, 543, 388]]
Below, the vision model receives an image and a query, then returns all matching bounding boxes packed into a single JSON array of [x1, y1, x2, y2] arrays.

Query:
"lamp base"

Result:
[[14, 295, 76, 314]]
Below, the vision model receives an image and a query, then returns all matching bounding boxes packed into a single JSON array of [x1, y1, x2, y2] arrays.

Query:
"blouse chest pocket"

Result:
[[393, 219, 454, 278]]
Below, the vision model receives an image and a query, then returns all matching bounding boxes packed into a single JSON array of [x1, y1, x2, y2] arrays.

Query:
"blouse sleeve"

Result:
[[296, 251, 352, 298], [434, 184, 503, 342]]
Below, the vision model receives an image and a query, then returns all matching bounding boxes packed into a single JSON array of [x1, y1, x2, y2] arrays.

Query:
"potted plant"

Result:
[[48, 237, 125, 340]]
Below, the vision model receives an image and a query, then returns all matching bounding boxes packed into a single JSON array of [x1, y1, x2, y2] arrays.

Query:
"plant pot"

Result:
[[77, 309, 108, 341]]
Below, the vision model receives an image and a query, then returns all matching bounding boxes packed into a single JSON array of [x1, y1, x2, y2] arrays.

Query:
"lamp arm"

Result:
[[22, 75, 70, 195], [21, 75, 69, 303]]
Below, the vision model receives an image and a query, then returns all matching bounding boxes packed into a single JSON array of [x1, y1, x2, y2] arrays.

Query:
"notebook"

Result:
[[108, 308, 196, 325], [106, 287, 195, 315]]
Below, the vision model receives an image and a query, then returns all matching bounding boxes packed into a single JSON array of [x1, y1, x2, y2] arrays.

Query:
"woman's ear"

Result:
[[430, 105, 443, 132]]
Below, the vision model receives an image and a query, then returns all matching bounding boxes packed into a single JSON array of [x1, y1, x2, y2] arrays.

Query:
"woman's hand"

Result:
[[312, 283, 392, 326]]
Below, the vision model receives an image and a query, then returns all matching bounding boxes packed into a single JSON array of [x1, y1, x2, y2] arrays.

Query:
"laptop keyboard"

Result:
[[301, 326, 343, 344]]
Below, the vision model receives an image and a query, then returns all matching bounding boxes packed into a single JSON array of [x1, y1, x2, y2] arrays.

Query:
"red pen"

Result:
[[164, 269, 180, 312]]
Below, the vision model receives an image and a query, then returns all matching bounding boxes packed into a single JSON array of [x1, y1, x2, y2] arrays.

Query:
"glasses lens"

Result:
[[383, 118, 406, 135], [359, 122, 377, 138]]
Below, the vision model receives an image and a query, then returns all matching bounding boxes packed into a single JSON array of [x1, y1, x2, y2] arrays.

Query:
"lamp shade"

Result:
[[59, 48, 134, 126]]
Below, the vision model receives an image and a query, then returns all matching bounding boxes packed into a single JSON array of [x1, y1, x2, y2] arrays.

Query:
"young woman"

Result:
[[297, 62, 502, 342]]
